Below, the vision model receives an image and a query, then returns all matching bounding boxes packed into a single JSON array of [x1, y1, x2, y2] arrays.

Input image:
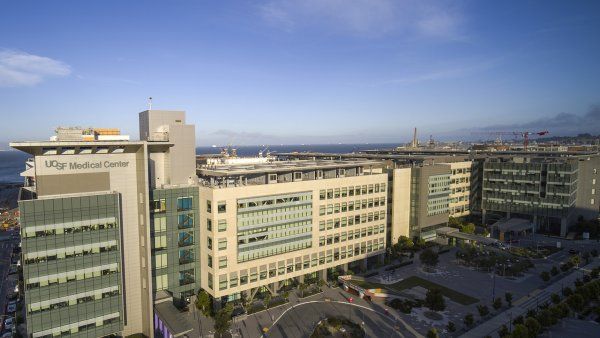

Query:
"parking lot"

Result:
[[0, 228, 23, 337]]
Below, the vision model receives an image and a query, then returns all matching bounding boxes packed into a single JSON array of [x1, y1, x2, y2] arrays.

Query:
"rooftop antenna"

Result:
[[148, 97, 153, 110]]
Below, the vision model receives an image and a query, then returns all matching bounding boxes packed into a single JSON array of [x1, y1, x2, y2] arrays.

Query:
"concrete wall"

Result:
[[390, 168, 411, 242]]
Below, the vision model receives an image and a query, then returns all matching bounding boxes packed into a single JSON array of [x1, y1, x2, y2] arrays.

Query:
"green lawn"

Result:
[[388, 276, 479, 305]]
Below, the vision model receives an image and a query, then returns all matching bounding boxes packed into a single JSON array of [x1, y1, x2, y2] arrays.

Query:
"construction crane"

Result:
[[473, 130, 549, 151]]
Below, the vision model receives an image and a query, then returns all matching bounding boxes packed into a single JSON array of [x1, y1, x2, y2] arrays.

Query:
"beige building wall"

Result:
[[199, 173, 388, 299], [32, 145, 153, 337], [446, 161, 472, 218], [390, 168, 411, 243]]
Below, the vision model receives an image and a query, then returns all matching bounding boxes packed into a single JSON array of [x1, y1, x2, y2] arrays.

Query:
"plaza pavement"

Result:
[[459, 258, 600, 338]]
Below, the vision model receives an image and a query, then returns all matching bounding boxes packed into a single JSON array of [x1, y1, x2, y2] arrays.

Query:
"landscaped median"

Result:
[[345, 276, 479, 306]]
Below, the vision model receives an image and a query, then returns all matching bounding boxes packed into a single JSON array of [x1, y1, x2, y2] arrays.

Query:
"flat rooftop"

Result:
[[198, 159, 384, 176]]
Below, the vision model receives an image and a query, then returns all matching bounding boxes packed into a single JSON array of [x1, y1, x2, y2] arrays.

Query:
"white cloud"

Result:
[[258, 0, 464, 39], [0, 50, 71, 87]]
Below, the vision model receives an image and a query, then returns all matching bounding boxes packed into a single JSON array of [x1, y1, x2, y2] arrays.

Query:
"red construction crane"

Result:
[[473, 130, 549, 151]]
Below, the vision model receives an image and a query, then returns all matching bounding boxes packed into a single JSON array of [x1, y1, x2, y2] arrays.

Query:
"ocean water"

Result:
[[0, 143, 398, 183]]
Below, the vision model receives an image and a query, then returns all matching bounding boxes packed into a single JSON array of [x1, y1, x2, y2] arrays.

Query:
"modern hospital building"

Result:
[[10, 110, 600, 337]]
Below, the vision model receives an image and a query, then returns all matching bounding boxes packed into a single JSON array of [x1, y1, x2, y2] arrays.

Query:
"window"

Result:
[[207, 255, 213, 268], [207, 219, 212, 231], [316, 170, 323, 179], [207, 272, 213, 289], [218, 238, 227, 250], [155, 274, 168, 291], [219, 257, 227, 269], [592, 199, 595, 205], [207, 200, 212, 213], [154, 236, 166, 249], [218, 220, 227, 232], [207, 237, 212, 250], [319, 190, 326, 200], [153, 217, 166, 232], [155, 253, 167, 269], [269, 174, 278, 182], [177, 197, 193, 211], [218, 202, 227, 213], [294, 172, 302, 181], [178, 214, 194, 229], [151, 199, 166, 213]]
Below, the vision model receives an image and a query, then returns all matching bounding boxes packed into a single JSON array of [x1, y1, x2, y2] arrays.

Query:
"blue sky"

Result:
[[1, 0, 599, 147]]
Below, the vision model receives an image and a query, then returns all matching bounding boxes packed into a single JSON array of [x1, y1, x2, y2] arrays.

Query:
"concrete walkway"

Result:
[[459, 259, 600, 338]]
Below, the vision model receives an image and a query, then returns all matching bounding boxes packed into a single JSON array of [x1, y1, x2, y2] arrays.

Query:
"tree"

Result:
[[298, 282, 307, 298], [214, 303, 233, 337], [551, 293, 561, 304], [195, 289, 213, 317], [540, 271, 550, 282], [425, 288, 446, 311], [397, 236, 414, 251], [460, 222, 476, 234], [446, 321, 456, 332], [566, 294, 585, 312], [536, 309, 556, 327], [498, 324, 510, 338], [550, 266, 559, 276], [511, 324, 529, 338], [571, 255, 581, 268], [420, 248, 439, 271], [477, 304, 489, 317], [505, 292, 513, 307], [263, 292, 272, 308], [562, 286, 573, 297], [463, 313, 474, 327], [524, 317, 541, 337], [493, 297, 502, 310], [426, 328, 439, 338]]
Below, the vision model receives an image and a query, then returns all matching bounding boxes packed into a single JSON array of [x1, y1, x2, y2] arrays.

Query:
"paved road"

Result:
[[265, 300, 414, 338]]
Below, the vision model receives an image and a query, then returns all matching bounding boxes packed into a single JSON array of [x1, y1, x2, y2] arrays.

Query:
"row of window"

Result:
[[207, 237, 228, 251], [151, 196, 194, 213], [24, 222, 117, 238], [206, 200, 227, 213], [209, 239, 385, 291], [26, 264, 120, 290], [237, 238, 312, 263], [319, 211, 386, 230], [35, 315, 120, 338], [28, 288, 120, 314], [238, 220, 311, 238], [319, 183, 386, 200], [207, 219, 228, 232], [318, 197, 386, 216], [25, 243, 118, 264], [237, 195, 312, 210], [237, 224, 312, 246], [319, 224, 385, 247]]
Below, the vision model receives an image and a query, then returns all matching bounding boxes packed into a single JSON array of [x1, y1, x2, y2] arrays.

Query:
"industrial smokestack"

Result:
[[412, 127, 418, 148]]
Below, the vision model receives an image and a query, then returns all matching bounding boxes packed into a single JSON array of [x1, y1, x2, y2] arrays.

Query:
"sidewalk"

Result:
[[459, 259, 600, 338]]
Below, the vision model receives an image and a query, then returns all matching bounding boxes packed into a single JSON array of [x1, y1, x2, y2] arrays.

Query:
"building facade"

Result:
[[196, 161, 388, 303]]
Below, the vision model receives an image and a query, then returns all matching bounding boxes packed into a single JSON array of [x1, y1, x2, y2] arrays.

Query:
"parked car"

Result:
[[3, 318, 13, 331], [568, 248, 580, 255], [8, 266, 17, 275], [6, 304, 16, 314], [0, 331, 12, 338], [347, 297, 354, 303]]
